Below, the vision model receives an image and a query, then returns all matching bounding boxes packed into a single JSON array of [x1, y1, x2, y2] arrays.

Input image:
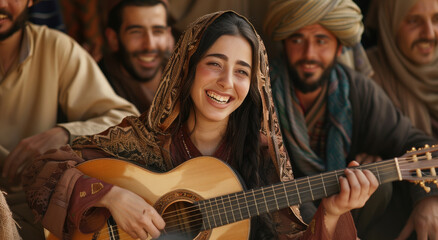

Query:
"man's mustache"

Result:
[[0, 9, 12, 20], [132, 50, 160, 57], [411, 38, 437, 49], [294, 60, 324, 68]]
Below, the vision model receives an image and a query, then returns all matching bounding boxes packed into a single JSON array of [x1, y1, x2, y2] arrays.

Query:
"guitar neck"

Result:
[[197, 158, 400, 230]]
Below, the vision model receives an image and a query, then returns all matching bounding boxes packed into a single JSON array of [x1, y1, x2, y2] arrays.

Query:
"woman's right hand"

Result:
[[96, 186, 166, 239]]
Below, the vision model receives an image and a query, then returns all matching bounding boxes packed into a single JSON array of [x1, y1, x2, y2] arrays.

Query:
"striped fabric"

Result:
[[264, 0, 363, 47], [271, 60, 352, 174]]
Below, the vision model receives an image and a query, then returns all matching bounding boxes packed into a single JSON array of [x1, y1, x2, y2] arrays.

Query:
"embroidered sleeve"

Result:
[[68, 175, 114, 234], [301, 205, 357, 240]]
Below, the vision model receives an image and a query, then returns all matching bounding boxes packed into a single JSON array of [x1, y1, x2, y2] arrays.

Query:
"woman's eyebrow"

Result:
[[205, 53, 252, 68]]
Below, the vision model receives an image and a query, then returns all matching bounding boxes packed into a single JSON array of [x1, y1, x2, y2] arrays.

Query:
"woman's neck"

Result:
[[186, 111, 228, 156]]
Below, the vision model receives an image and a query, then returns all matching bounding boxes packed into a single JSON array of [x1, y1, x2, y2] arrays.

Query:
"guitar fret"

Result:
[[272, 185, 280, 210], [282, 182, 291, 206], [107, 217, 119, 239], [375, 165, 382, 184], [307, 176, 314, 201], [227, 195, 236, 223], [252, 189, 260, 216], [242, 192, 251, 219], [220, 196, 229, 225], [294, 180, 302, 204], [196, 201, 206, 230], [261, 188, 270, 213], [202, 200, 213, 230], [213, 198, 222, 227], [321, 173, 327, 197], [235, 192, 245, 221], [207, 199, 218, 228]]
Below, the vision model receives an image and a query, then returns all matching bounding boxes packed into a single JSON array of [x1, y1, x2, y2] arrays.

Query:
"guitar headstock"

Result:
[[399, 145, 438, 192]]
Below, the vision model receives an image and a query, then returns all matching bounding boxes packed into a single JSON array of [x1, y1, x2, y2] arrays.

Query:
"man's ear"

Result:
[[28, 0, 34, 7], [105, 28, 119, 52]]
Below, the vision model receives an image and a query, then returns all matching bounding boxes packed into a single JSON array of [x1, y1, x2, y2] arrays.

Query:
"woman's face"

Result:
[[190, 34, 253, 125]]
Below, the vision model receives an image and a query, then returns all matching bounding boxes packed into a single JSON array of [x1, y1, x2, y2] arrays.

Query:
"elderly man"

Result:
[[367, 0, 438, 139], [264, 0, 438, 239], [99, 0, 173, 113], [0, 0, 138, 238]]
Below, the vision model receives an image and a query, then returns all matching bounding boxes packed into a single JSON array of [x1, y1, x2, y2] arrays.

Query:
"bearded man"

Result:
[[265, 0, 438, 239], [367, 0, 438, 140], [0, 0, 139, 239], [99, 0, 174, 113]]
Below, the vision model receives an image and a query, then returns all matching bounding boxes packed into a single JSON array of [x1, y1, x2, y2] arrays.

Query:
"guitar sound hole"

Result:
[[160, 201, 202, 239]]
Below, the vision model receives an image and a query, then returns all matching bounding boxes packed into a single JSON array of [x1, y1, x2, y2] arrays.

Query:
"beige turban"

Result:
[[264, 0, 363, 47]]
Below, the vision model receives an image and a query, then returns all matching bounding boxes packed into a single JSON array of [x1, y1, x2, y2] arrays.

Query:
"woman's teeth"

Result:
[[207, 91, 230, 104]]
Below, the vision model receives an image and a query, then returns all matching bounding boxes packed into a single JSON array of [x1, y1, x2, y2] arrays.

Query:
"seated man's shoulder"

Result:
[[27, 23, 81, 51]]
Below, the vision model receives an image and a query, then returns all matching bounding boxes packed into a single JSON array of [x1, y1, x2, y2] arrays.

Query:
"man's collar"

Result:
[[18, 24, 31, 64]]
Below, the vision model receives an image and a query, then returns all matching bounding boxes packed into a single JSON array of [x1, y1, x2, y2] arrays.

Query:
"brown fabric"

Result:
[[68, 176, 113, 234], [23, 145, 85, 238], [301, 204, 356, 240], [367, 0, 438, 137], [0, 191, 21, 240], [21, 11, 356, 239]]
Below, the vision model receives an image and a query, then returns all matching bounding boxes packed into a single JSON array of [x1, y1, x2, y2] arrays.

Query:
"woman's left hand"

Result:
[[321, 161, 379, 237]]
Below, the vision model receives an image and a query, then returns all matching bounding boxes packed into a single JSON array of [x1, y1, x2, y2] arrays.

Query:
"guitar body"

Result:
[[47, 157, 250, 240], [46, 145, 438, 240]]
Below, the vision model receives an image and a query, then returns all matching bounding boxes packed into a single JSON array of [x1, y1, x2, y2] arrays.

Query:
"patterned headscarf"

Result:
[[80, 9, 304, 223], [144, 10, 291, 176], [367, 0, 438, 136], [264, 0, 363, 47], [23, 11, 306, 233]]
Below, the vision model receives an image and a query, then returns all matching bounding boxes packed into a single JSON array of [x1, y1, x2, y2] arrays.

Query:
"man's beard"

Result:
[[0, 6, 29, 41], [117, 42, 168, 83], [288, 59, 336, 93]]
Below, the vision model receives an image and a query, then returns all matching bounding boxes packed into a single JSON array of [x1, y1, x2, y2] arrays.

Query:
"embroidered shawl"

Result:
[[23, 11, 305, 237]]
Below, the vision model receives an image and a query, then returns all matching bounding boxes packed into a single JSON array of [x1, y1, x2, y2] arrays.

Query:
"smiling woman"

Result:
[[23, 10, 377, 240]]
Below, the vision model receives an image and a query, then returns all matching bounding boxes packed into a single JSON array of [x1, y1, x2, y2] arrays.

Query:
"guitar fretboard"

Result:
[[196, 159, 400, 230]]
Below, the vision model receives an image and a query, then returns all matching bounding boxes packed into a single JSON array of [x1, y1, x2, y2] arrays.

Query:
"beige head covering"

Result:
[[264, 0, 363, 47], [367, 0, 438, 136]]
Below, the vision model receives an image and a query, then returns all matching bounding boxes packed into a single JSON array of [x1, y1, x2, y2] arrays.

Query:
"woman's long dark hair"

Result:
[[175, 12, 263, 188], [173, 12, 276, 239]]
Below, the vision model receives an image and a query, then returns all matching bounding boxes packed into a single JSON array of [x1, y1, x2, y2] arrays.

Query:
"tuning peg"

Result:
[[409, 147, 417, 153], [419, 181, 431, 193], [434, 180, 438, 189]]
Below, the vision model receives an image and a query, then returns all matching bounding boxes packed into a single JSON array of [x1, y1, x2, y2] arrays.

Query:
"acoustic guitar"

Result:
[[47, 145, 438, 240]]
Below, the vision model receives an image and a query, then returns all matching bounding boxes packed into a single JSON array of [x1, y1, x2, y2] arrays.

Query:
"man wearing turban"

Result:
[[265, 0, 438, 239]]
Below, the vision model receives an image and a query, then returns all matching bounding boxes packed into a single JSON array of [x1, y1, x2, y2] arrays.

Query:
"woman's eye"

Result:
[[207, 62, 221, 68], [237, 70, 249, 76]]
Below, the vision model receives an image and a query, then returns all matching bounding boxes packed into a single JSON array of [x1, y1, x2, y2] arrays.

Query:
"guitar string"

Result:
[[95, 156, 436, 237], [155, 156, 432, 227], [99, 163, 432, 235], [159, 157, 436, 227], [159, 156, 430, 219], [97, 155, 423, 240]]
